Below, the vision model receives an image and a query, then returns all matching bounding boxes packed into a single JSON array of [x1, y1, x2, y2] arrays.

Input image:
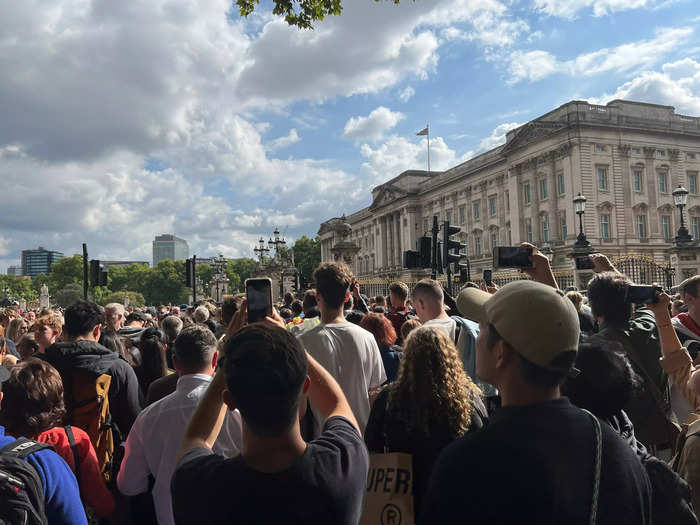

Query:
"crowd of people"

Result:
[[2, 243, 700, 523]]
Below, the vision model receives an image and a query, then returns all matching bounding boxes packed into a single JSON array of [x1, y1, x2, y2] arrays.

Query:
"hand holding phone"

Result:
[[483, 269, 493, 286], [492, 246, 533, 269], [626, 284, 663, 305]]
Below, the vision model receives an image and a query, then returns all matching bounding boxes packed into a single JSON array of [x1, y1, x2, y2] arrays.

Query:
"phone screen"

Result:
[[483, 269, 493, 285], [246, 278, 272, 323], [493, 247, 533, 269], [626, 285, 659, 305]]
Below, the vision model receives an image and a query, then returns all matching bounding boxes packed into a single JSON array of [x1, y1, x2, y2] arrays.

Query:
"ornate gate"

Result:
[[611, 255, 675, 288]]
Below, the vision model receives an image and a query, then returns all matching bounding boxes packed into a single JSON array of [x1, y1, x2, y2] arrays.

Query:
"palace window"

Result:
[[489, 196, 497, 217], [523, 183, 531, 204], [637, 215, 648, 238], [693, 217, 699, 240], [662, 215, 672, 240], [475, 235, 482, 256], [598, 167, 609, 190], [557, 172, 565, 195], [657, 172, 668, 194], [689, 172, 698, 195], [525, 219, 533, 243], [491, 231, 498, 250], [560, 214, 567, 240], [600, 214, 610, 239], [542, 216, 550, 243], [539, 179, 548, 200], [459, 205, 466, 225], [595, 144, 606, 153], [473, 201, 481, 220], [633, 170, 643, 192]]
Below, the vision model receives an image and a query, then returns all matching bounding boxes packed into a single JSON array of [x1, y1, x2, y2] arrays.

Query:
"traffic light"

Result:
[[184, 258, 195, 287], [89, 260, 107, 287], [418, 237, 431, 268], [453, 261, 470, 284], [442, 221, 466, 270], [403, 250, 420, 269]]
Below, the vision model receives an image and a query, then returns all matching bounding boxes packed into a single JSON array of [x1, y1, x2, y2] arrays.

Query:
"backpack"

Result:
[[64, 369, 118, 484], [644, 454, 698, 525], [0, 438, 52, 525]]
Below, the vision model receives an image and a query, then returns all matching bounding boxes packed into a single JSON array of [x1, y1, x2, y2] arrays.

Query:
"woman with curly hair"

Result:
[[364, 326, 487, 514], [0, 358, 114, 519]]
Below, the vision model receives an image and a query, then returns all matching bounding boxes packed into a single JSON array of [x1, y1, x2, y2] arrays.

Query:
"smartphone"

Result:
[[575, 256, 595, 270], [245, 278, 273, 323], [626, 284, 662, 305], [492, 246, 533, 269], [483, 269, 493, 286]]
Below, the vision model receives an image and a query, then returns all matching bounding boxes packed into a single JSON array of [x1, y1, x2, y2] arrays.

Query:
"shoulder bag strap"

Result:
[[0, 437, 52, 458], [581, 409, 602, 525], [64, 425, 81, 488]]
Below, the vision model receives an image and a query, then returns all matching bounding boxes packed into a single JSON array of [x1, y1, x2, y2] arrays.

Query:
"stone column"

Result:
[[381, 216, 389, 270], [395, 211, 402, 266]]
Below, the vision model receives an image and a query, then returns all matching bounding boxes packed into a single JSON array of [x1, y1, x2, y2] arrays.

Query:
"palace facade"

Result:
[[319, 100, 700, 282]]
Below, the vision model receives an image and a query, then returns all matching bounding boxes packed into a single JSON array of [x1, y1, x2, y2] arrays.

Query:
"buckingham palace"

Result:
[[318, 99, 700, 288]]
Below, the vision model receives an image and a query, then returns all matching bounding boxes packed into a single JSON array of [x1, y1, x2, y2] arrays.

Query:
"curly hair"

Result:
[[388, 327, 480, 438], [0, 358, 66, 436]]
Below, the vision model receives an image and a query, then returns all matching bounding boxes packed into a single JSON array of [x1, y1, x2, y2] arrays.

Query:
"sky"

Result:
[[1, 0, 700, 270]]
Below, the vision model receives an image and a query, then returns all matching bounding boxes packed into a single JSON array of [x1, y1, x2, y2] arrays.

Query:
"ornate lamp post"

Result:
[[268, 228, 287, 260], [573, 193, 590, 249], [253, 237, 270, 264], [673, 185, 692, 245]]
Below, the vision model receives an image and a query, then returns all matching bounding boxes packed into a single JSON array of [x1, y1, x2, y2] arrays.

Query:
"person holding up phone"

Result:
[[586, 254, 679, 453], [172, 304, 369, 525]]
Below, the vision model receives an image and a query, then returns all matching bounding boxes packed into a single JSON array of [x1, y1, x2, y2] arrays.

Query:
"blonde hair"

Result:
[[566, 291, 584, 312], [389, 327, 480, 437]]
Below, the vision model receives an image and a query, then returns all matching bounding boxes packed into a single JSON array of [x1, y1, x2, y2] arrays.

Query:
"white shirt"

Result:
[[423, 316, 457, 342], [299, 322, 386, 434], [117, 374, 243, 525]]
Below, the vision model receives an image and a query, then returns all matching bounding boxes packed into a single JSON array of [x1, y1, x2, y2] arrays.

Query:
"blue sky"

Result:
[[0, 0, 699, 269]]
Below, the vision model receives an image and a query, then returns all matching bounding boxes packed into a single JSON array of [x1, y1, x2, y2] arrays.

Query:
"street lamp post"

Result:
[[673, 185, 692, 245], [573, 193, 590, 249], [253, 237, 270, 264]]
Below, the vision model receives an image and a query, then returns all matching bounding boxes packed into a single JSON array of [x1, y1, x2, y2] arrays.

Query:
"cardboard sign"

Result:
[[360, 452, 414, 525]]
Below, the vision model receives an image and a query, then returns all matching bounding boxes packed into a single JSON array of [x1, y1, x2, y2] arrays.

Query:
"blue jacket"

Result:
[[0, 426, 87, 525]]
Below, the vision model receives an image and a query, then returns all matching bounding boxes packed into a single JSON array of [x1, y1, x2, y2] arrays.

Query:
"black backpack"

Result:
[[0, 437, 52, 525], [643, 454, 698, 525]]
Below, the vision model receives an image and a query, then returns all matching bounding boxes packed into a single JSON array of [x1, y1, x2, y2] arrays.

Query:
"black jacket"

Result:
[[42, 340, 142, 436]]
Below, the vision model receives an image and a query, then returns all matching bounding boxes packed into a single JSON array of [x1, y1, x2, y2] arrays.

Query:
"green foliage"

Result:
[[49, 254, 84, 290], [55, 283, 83, 308], [237, 0, 342, 29], [196, 263, 215, 292], [0, 275, 37, 301], [292, 235, 321, 284], [226, 258, 256, 289], [143, 260, 188, 305], [108, 263, 150, 294], [102, 291, 145, 307]]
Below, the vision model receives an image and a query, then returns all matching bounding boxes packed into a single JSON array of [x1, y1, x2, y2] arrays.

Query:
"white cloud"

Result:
[[477, 122, 522, 152], [359, 135, 469, 184], [533, 0, 652, 18], [588, 58, 700, 115], [342, 107, 406, 142], [508, 26, 692, 83], [266, 128, 301, 151], [399, 86, 416, 103], [0, 0, 535, 268]]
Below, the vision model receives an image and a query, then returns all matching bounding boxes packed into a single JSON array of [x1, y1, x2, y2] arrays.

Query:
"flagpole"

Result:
[[427, 123, 430, 174]]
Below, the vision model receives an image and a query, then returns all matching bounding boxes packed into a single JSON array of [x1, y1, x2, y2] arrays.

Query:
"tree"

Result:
[[143, 260, 187, 305], [196, 263, 215, 293], [55, 283, 83, 308], [49, 254, 84, 291], [102, 291, 145, 307], [237, 0, 342, 29], [227, 258, 257, 287], [108, 263, 150, 294], [292, 236, 321, 285], [0, 275, 37, 301]]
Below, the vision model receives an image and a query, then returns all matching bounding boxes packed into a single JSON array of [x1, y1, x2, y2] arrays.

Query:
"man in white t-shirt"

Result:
[[299, 262, 386, 435], [412, 279, 457, 341]]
